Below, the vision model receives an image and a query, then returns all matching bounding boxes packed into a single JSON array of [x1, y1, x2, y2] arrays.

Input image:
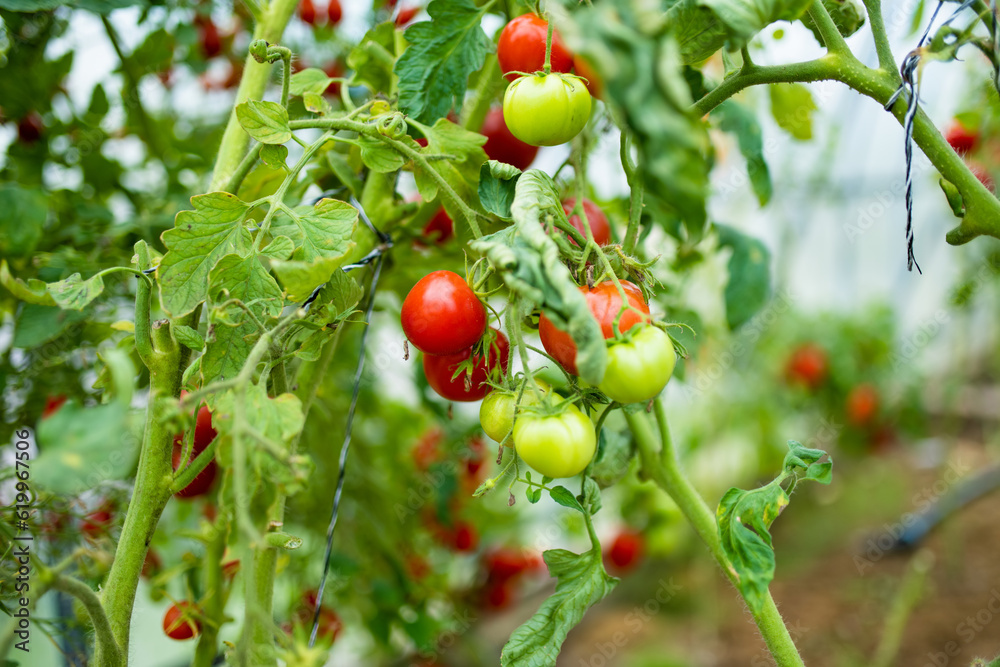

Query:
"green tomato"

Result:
[[598, 325, 676, 404], [480, 391, 516, 444], [512, 404, 596, 478], [502, 73, 592, 147]]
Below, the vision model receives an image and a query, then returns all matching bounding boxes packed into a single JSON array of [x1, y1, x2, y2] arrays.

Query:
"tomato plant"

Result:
[[422, 329, 510, 402]]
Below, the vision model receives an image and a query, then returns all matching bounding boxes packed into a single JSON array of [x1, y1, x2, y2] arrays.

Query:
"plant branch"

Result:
[[46, 572, 120, 665], [807, 0, 851, 53], [862, 0, 900, 75]]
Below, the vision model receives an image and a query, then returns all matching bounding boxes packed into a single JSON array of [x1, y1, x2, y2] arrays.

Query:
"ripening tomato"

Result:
[[481, 107, 538, 170], [485, 547, 541, 581], [946, 120, 978, 154], [785, 343, 828, 389], [572, 54, 603, 98], [599, 326, 675, 404], [497, 13, 573, 80], [172, 442, 218, 498], [401, 270, 487, 355], [163, 602, 201, 640], [82, 506, 113, 539], [480, 391, 516, 443], [484, 578, 514, 609], [423, 330, 510, 402], [299, 0, 317, 24], [503, 73, 591, 147], [411, 427, 443, 470], [539, 281, 650, 376], [606, 529, 644, 571], [422, 207, 454, 243], [327, 0, 342, 24], [513, 403, 596, 478], [465, 435, 487, 477], [323, 61, 343, 96], [17, 113, 42, 144], [562, 198, 611, 246], [396, 5, 420, 26], [452, 521, 479, 552], [42, 394, 66, 419], [297, 593, 343, 643], [846, 383, 879, 426], [194, 405, 218, 451], [197, 17, 222, 59]]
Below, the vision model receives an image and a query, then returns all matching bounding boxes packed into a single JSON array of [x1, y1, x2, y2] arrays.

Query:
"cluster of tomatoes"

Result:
[[297, 0, 342, 27], [497, 13, 596, 147]]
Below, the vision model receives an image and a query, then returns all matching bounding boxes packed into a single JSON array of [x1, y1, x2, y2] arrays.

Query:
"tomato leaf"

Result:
[[769, 83, 817, 140], [269, 198, 358, 263], [395, 0, 493, 124], [158, 192, 253, 317], [716, 224, 772, 330], [358, 135, 406, 173], [259, 144, 289, 170], [801, 0, 866, 43], [47, 272, 106, 311], [236, 100, 292, 145], [260, 236, 294, 260], [290, 68, 334, 96], [549, 485, 585, 513], [479, 160, 520, 219], [713, 100, 773, 206], [348, 22, 397, 94], [470, 170, 608, 385], [500, 548, 618, 666], [0, 260, 56, 306], [413, 119, 487, 238], [172, 324, 205, 352], [0, 185, 46, 257], [717, 441, 832, 614], [700, 0, 815, 44]]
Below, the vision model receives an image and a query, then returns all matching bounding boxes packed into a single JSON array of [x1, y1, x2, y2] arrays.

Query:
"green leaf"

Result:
[[303, 92, 332, 115], [414, 119, 488, 238], [581, 477, 603, 515], [769, 83, 817, 140], [478, 160, 520, 219], [131, 27, 174, 74], [260, 144, 289, 170], [172, 324, 206, 351], [500, 548, 617, 666], [0, 0, 62, 10], [713, 100, 772, 206], [471, 170, 607, 385], [700, 0, 814, 43], [591, 426, 635, 489], [309, 270, 363, 323], [0, 185, 47, 257], [715, 224, 771, 330], [717, 440, 832, 613], [13, 304, 87, 348], [666, 0, 736, 64], [290, 68, 334, 96], [272, 257, 346, 302], [395, 0, 493, 124], [34, 401, 138, 494], [261, 236, 295, 260], [158, 192, 253, 317], [348, 22, 397, 93], [358, 135, 406, 173], [549, 486, 585, 513], [236, 100, 292, 145], [269, 198, 358, 262], [201, 254, 284, 384], [571, 7, 710, 240], [801, 0, 866, 42], [0, 260, 56, 306], [47, 272, 105, 311]]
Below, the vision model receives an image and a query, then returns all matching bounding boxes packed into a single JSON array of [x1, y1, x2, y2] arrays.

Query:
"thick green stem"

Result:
[[806, 0, 850, 53], [98, 321, 181, 666], [208, 0, 300, 192], [192, 515, 229, 667], [625, 401, 805, 667]]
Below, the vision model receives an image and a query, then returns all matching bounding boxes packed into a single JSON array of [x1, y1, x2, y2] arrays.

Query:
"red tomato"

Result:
[[197, 18, 222, 59], [606, 529, 644, 571], [194, 405, 217, 452], [946, 120, 978, 154], [481, 107, 538, 170], [172, 441, 218, 498], [17, 113, 42, 144], [561, 198, 611, 246], [423, 330, 510, 402], [538, 281, 650, 376], [484, 578, 513, 609], [497, 13, 573, 80], [846, 384, 879, 426], [42, 394, 66, 419], [573, 54, 602, 98], [396, 5, 420, 26], [163, 602, 201, 640], [784, 343, 828, 390], [327, 0, 342, 24], [451, 521, 479, 552], [82, 507, 113, 539], [299, 0, 317, 24], [464, 435, 487, 477], [423, 208, 454, 244], [412, 427, 443, 470], [324, 61, 343, 97], [299, 592, 343, 642], [401, 270, 487, 355], [485, 547, 541, 581]]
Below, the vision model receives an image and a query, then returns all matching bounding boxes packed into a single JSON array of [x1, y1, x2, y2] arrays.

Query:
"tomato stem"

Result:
[[542, 11, 554, 75]]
